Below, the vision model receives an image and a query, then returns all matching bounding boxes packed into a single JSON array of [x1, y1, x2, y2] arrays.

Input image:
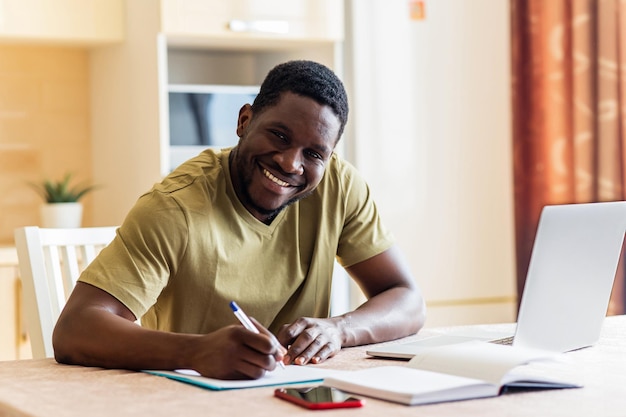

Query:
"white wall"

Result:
[[90, 0, 164, 226], [345, 0, 517, 326]]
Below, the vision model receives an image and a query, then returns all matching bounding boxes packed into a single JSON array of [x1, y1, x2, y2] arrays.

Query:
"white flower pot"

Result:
[[40, 202, 83, 228]]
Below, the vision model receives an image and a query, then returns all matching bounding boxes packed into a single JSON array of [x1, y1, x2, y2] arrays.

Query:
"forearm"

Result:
[[53, 306, 198, 371], [335, 285, 426, 347], [332, 245, 427, 347]]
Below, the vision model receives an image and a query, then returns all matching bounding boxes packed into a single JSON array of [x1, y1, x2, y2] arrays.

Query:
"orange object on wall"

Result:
[[409, 0, 426, 21]]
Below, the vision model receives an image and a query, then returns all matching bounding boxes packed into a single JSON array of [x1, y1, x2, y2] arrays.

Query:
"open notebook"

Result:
[[327, 341, 579, 406], [368, 201, 626, 359], [144, 365, 336, 390]]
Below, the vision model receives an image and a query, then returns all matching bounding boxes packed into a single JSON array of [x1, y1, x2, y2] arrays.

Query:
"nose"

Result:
[[275, 149, 304, 175]]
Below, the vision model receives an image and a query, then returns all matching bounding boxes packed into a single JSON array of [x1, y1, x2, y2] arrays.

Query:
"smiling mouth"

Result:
[[263, 168, 290, 187]]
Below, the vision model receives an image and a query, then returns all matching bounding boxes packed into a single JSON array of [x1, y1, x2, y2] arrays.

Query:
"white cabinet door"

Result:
[[161, 0, 343, 43], [0, 0, 123, 44]]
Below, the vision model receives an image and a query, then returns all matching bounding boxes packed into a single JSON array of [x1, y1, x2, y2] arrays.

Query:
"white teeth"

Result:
[[263, 169, 290, 187]]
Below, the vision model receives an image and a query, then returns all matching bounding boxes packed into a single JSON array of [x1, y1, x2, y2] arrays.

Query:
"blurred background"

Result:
[[1, 0, 624, 360]]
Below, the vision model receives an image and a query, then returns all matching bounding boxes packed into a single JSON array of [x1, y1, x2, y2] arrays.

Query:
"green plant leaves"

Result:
[[29, 172, 98, 203]]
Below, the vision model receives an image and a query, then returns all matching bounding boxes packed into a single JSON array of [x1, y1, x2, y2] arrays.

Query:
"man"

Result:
[[53, 60, 426, 380]]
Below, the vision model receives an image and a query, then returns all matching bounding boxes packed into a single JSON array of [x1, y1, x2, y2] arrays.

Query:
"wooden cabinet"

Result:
[[0, 0, 124, 44], [90, 0, 344, 227]]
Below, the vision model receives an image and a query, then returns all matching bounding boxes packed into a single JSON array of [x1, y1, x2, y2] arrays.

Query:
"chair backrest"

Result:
[[14, 226, 117, 359]]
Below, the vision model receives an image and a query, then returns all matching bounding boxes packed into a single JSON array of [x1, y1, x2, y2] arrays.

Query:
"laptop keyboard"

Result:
[[489, 336, 514, 346]]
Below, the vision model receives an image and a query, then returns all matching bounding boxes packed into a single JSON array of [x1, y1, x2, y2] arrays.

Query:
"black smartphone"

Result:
[[274, 386, 365, 410]]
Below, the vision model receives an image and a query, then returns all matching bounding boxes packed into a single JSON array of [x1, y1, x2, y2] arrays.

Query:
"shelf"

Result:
[[168, 84, 260, 93], [167, 84, 258, 171], [90, 0, 344, 225]]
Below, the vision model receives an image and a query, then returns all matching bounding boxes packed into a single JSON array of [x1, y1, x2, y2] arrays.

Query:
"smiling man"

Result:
[[53, 60, 426, 380], [231, 90, 339, 222]]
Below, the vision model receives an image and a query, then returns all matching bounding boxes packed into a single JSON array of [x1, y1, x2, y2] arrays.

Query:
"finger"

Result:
[[310, 343, 338, 364], [240, 342, 283, 375], [215, 344, 272, 380], [249, 317, 286, 361], [287, 324, 320, 351], [277, 318, 308, 346], [235, 358, 268, 380], [290, 331, 326, 365], [290, 327, 340, 365]]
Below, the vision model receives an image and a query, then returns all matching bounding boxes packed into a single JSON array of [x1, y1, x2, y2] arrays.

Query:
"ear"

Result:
[[236, 104, 253, 137]]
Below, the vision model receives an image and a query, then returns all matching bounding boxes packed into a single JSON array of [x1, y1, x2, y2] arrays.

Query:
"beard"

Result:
[[239, 174, 314, 223], [231, 149, 313, 223]]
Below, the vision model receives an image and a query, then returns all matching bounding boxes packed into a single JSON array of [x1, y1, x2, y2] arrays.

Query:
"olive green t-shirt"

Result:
[[79, 148, 393, 334]]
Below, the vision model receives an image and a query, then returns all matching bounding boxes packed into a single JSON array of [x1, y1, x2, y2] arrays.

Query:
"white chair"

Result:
[[14, 226, 118, 359]]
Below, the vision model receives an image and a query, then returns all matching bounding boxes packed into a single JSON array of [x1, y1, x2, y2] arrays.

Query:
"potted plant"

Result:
[[29, 172, 98, 228]]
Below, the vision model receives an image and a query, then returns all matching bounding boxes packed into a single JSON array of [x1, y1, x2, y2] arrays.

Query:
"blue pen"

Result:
[[230, 301, 286, 369]]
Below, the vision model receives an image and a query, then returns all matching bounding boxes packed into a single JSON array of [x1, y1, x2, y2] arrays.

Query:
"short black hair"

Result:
[[252, 60, 349, 140]]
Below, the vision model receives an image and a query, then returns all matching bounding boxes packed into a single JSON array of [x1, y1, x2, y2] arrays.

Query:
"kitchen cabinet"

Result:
[[0, 0, 123, 45], [161, 0, 343, 45]]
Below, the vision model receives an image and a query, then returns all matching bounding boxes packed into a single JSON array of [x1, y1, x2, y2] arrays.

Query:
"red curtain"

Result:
[[511, 0, 626, 314]]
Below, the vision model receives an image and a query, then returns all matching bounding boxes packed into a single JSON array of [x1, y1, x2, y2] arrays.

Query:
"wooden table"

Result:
[[1, 316, 626, 416]]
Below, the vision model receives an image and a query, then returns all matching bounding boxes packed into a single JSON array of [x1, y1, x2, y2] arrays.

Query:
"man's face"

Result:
[[230, 92, 341, 223]]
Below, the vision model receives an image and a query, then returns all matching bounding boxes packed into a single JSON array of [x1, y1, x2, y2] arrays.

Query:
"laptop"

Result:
[[367, 201, 626, 359]]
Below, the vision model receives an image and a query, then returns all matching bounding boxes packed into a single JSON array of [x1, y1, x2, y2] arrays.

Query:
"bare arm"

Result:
[[53, 282, 284, 379], [277, 245, 426, 364]]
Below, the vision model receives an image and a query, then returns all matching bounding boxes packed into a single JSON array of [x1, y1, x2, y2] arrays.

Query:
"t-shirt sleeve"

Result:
[[335, 162, 395, 268], [78, 191, 188, 319]]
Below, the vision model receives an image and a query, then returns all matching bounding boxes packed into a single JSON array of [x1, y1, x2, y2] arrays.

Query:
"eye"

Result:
[[306, 150, 323, 160], [271, 130, 288, 143]]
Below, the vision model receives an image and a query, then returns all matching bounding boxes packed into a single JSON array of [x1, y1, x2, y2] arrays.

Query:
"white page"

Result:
[[145, 365, 342, 390], [327, 366, 488, 395], [323, 365, 498, 405], [408, 340, 560, 384]]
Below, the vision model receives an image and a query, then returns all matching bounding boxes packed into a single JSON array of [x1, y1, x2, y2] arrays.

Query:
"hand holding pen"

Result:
[[230, 301, 286, 369]]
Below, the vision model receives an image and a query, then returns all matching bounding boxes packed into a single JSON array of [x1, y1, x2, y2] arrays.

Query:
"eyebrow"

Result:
[[312, 142, 332, 157], [271, 122, 333, 157]]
